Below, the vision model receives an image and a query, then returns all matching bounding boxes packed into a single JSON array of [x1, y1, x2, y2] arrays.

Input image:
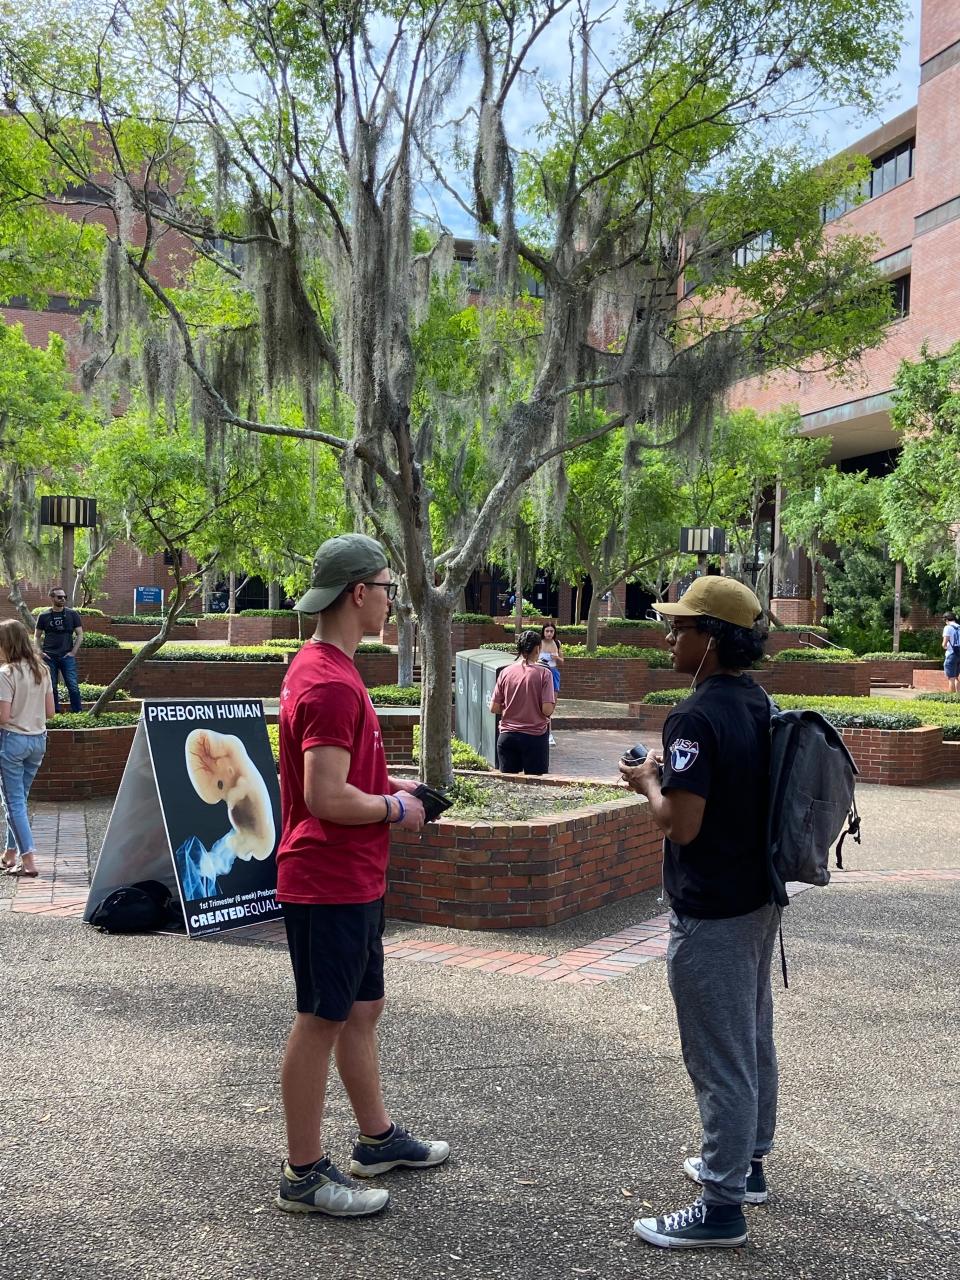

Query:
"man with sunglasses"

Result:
[[34, 587, 83, 713], [274, 533, 448, 1220], [620, 576, 775, 1250]]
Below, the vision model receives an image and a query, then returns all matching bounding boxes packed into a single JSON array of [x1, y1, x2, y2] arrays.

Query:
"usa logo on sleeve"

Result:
[[669, 738, 699, 772]]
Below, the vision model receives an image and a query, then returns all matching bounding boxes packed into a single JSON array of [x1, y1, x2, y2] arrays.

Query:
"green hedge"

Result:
[[144, 645, 285, 662], [81, 631, 120, 648], [770, 648, 858, 662], [562, 644, 673, 667], [860, 651, 929, 662], [236, 609, 295, 617], [413, 726, 489, 771], [48, 711, 140, 728], [772, 623, 828, 635], [76, 607, 106, 618], [641, 689, 953, 733], [915, 691, 960, 703], [452, 612, 494, 624], [367, 685, 421, 706], [78, 683, 131, 701], [109, 614, 198, 626]]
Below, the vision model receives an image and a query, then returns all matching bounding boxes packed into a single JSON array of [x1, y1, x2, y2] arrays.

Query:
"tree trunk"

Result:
[[585, 590, 603, 653], [268, 581, 281, 610], [227, 569, 236, 644], [513, 553, 524, 633], [395, 594, 415, 687], [419, 594, 455, 788]]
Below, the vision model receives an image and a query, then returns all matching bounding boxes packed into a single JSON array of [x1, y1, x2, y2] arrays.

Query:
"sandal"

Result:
[[5, 859, 38, 878], [1, 851, 17, 871]]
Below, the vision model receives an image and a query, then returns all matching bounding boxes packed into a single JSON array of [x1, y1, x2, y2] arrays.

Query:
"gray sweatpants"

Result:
[[666, 901, 780, 1207]]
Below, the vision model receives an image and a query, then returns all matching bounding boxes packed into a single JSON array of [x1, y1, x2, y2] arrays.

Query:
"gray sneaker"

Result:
[[683, 1154, 768, 1205], [276, 1157, 390, 1216]]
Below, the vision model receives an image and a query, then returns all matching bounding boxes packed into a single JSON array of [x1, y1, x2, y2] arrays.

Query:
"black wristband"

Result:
[[382, 794, 392, 823]]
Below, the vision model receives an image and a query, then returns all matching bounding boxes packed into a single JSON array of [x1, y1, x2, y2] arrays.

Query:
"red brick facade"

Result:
[[643, 662, 871, 698]]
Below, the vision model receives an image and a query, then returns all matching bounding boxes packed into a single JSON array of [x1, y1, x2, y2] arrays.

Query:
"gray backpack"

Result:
[[766, 705, 861, 985]]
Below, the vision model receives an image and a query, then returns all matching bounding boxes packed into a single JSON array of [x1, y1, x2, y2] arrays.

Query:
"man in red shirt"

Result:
[[276, 533, 449, 1218]]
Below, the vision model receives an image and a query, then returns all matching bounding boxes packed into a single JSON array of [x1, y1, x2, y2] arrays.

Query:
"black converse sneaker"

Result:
[[633, 1198, 747, 1249], [276, 1156, 389, 1216], [349, 1124, 450, 1177], [683, 1154, 769, 1204]]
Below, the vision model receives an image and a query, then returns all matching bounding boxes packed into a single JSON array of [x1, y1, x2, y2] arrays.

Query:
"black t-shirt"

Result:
[[36, 608, 82, 658], [660, 673, 771, 919]]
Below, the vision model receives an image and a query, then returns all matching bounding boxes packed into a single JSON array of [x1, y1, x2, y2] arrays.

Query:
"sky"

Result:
[[426, 0, 924, 236]]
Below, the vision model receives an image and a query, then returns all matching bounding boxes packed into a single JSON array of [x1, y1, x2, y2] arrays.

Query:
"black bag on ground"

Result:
[[766, 705, 861, 908], [89, 879, 177, 933]]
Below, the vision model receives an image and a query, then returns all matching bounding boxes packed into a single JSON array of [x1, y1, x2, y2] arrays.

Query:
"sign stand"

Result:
[[85, 699, 284, 938]]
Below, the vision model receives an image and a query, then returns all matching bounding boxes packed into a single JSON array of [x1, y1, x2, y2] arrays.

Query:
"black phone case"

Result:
[[412, 783, 453, 823]]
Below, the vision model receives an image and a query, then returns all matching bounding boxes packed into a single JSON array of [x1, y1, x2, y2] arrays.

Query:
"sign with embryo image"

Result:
[[85, 699, 284, 939], [147, 699, 283, 937]]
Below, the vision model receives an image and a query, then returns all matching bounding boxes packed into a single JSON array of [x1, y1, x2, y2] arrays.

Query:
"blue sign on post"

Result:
[[134, 586, 164, 613]]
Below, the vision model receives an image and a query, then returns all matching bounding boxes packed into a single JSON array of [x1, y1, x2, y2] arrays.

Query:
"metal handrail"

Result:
[[797, 629, 845, 650]]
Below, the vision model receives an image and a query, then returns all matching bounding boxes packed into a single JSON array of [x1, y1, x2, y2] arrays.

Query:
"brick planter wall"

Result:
[[451, 622, 505, 651], [227, 615, 301, 645], [33, 724, 138, 800], [355, 653, 399, 686], [644, 663, 870, 698], [90, 621, 203, 642], [913, 669, 952, 692], [386, 788, 662, 928], [628, 708, 953, 788], [840, 726, 944, 786], [376, 709, 419, 765], [866, 659, 941, 685], [77, 647, 134, 686], [556, 658, 650, 702], [127, 660, 287, 698]]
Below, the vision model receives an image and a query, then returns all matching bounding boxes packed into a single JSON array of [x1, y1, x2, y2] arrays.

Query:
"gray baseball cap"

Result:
[[294, 533, 389, 613]]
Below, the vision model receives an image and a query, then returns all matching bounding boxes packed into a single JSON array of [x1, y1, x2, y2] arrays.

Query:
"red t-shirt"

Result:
[[494, 660, 555, 734], [276, 641, 390, 904]]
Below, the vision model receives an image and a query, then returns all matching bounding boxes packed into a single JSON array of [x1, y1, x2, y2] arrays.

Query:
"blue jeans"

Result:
[[0, 730, 47, 853], [43, 652, 82, 713]]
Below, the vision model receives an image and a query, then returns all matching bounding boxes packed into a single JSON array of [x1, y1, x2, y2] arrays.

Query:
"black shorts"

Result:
[[282, 898, 386, 1021], [496, 729, 550, 775]]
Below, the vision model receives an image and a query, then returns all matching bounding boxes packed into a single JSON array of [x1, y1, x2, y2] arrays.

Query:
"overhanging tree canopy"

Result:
[[1, 0, 905, 781]]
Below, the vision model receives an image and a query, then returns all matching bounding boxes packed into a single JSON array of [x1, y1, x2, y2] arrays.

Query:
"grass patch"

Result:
[[770, 648, 859, 662]]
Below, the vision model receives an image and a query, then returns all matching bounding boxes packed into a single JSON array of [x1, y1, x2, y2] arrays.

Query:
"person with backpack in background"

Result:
[[619, 577, 775, 1250], [942, 611, 960, 694], [0, 619, 55, 878]]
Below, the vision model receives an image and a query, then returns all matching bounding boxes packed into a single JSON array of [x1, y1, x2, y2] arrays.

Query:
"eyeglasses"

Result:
[[51, 594, 67, 601], [361, 581, 398, 601], [666, 621, 701, 636]]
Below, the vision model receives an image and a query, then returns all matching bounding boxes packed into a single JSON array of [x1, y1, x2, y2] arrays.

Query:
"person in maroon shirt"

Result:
[[276, 534, 449, 1219]]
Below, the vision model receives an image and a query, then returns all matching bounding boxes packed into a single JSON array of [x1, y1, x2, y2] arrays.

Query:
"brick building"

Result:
[[729, 0, 960, 623]]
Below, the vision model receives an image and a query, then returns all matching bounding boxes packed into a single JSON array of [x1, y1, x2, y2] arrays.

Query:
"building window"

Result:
[[889, 272, 910, 318], [732, 229, 774, 268], [822, 138, 915, 222]]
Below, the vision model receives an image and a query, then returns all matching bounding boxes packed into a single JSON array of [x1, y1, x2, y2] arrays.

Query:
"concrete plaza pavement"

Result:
[[1, 734, 959, 1278]]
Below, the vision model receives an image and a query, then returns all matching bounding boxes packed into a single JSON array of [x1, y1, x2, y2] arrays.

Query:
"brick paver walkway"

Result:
[[8, 827, 960, 985]]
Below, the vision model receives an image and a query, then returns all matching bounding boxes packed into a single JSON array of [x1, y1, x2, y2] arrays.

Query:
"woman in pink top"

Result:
[[489, 630, 556, 775]]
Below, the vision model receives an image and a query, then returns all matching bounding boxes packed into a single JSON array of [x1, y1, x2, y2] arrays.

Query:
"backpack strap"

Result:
[[777, 905, 788, 989], [834, 797, 861, 870]]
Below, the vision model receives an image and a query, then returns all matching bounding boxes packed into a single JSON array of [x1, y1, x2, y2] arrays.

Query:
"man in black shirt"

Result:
[[34, 588, 84, 713], [620, 576, 776, 1250]]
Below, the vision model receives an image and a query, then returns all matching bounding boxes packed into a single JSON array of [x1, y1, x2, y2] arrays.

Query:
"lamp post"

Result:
[[679, 526, 727, 573], [39, 496, 98, 606]]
